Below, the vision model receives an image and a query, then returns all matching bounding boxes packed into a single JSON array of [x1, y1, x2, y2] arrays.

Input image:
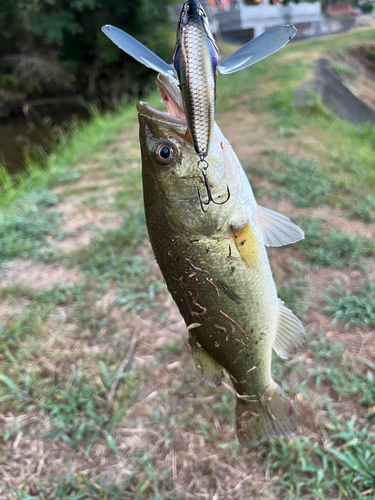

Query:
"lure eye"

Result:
[[198, 8, 205, 16], [154, 143, 174, 165]]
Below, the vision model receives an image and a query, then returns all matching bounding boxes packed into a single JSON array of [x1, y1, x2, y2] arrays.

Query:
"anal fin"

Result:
[[190, 336, 224, 388], [273, 299, 305, 359], [258, 206, 304, 247]]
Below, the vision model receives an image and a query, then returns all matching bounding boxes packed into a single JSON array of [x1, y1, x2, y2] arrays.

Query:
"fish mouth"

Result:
[[137, 101, 185, 127], [137, 74, 187, 128]]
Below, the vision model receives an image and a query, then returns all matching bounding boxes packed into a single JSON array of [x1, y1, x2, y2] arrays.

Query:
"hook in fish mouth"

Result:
[[197, 159, 230, 213]]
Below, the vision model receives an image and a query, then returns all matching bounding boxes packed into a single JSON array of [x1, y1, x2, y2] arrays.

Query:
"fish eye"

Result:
[[198, 8, 205, 16], [154, 143, 174, 165]]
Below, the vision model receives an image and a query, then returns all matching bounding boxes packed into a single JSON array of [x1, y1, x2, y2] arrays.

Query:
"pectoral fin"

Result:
[[101, 25, 176, 77], [190, 336, 224, 387], [258, 206, 304, 247], [273, 299, 305, 359]]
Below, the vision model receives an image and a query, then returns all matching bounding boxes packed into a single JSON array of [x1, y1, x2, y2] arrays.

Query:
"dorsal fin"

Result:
[[273, 299, 305, 359], [257, 206, 304, 247]]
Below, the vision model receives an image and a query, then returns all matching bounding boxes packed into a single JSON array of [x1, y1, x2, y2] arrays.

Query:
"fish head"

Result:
[[138, 74, 241, 235]]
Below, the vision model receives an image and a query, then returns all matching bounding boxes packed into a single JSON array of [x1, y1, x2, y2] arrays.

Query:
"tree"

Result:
[[0, 0, 178, 104]]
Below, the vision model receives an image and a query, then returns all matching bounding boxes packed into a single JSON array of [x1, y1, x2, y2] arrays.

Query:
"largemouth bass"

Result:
[[138, 74, 305, 447]]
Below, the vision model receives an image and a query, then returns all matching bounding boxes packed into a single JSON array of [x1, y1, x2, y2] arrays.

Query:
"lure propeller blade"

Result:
[[218, 25, 297, 75], [101, 25, 176, 77]]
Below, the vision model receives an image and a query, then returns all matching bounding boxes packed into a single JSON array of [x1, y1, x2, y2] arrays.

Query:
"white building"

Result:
[[214, 0, 322, 39]]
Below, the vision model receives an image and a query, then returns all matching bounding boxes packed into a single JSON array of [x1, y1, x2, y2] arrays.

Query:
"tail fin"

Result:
[[236, 382, 297, 448]]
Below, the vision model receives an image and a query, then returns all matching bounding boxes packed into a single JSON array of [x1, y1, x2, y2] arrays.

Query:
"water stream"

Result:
[[0, 102, 91, 175]]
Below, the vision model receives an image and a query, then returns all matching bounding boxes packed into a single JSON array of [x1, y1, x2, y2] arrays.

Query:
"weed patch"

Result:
[[277, 277, 307, 319], [323, 280, 375, 328], [298, 219, 375, 268], [40, 366, 128, 452], [0, 190, 62, 262], [347, 194, 375, 223], [308, 332, 375, 405], [249, 153, 333, 207], [262, 411, 375, 499]]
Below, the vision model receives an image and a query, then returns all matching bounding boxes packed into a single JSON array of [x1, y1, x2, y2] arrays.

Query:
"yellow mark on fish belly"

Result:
[[219, 310, 253, 341], [231, 224, 259, 269]]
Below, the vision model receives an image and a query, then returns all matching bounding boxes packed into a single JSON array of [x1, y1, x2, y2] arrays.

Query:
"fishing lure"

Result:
[[102, 2, 296, 210]]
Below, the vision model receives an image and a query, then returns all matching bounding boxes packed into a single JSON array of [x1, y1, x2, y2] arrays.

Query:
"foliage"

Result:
[[0, 0, 177, 103], [360, 2, 374, 14], [308, 332, 375, 405], [347, 195, 375, 223], [277, 276, 307, 318]]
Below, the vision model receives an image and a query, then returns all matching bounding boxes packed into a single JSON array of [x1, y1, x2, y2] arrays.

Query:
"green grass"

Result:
[[0, 302, 50, 378], [298, 219, 375, 268], [331, 61, 356, 77], [249, 153, 333, 207], [39, 365, 128, 452], [308, 332, 375, 406], [267, 332, 375, 499], [268, 90, 375, 205], [263, 413, 375, 500], [217, 28, 375, 214], [0, 190, 62, 263], [323, 280, 375, 328], [277, 277, 307, 319], [347, 195, 375, 223], [11, 463, 176, 500]]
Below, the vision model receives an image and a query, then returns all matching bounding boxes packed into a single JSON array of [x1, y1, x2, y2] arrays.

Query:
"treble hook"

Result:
[[197, 159, 230, 213]]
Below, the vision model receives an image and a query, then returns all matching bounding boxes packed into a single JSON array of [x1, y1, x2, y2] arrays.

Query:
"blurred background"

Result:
[[0, 0, 177, 173], [0, 0, 374, 174]]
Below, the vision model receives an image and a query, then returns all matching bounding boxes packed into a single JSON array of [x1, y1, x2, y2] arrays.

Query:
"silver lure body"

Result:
[[173, 0, 218, 159]]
